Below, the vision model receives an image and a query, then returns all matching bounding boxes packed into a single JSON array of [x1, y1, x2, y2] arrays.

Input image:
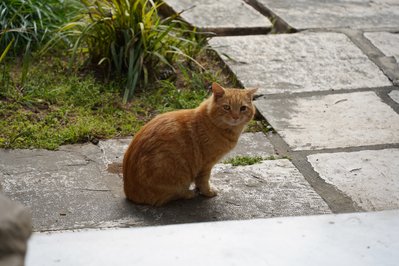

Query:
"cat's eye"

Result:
[[223, 105, 231, 111], [240, 106, 247, 112]]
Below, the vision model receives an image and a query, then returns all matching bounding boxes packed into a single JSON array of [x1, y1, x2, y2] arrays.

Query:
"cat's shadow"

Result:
[[108, 162, 241, 226], [121, 195, 229, 226]]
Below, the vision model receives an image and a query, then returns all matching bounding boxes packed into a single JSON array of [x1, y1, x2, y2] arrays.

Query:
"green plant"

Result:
[[143, 59, 223, 112], [223, 156, 265, 166], [49, 0, 205, 103], [0, 0, 80, 56], [244, 120, 274, 133], [1, 0, 81, 89], [146, 80, 207, 113], [0, 39, 14, 63]]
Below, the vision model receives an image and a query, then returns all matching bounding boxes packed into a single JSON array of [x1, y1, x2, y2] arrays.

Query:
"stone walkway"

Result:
[[1, 0, 399, 233]]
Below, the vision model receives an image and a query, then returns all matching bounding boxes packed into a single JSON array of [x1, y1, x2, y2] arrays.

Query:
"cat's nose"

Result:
[[232, 115, 239, 120]]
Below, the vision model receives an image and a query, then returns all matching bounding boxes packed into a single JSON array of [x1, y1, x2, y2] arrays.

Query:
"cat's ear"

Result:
[[211, 82, 225, 100], [246, 88, 258, 100]]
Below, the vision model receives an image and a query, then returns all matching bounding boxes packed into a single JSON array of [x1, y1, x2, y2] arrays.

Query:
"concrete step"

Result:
[[26, 210, 399, 266]]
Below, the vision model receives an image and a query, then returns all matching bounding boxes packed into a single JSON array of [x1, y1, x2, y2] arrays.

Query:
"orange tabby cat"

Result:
[[123, 83, 257, 206]]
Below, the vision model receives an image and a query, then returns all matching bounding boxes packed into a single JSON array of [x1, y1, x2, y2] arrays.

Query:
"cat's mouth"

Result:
[[225, 119, 244, 126]]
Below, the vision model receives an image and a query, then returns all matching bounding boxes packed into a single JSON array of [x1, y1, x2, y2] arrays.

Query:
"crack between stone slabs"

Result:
[[258, 117, 363, 213], [199, 27, 272, 37], [64, 186, 111, 192], [205, 49, 246, 89], [300, 27, 399, 35], [291, 154, 364, 213], [59, 148, 98, 165], [254, 86, 397, 101], [38, 148, 123, 194], [243, 0, 296, 34], [60, 144, 126, 198], [374, 57, 399, 86], [336, 28, 399, 85], [158, 1, 271, 37], [375, 89, 399, 115], [293, 143, 399, 158]]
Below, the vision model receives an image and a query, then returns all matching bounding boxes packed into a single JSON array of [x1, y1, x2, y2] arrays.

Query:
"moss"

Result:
[[223, 155, 292, 166], [244, 120, 274, 133], [223, 155, 265, 166]]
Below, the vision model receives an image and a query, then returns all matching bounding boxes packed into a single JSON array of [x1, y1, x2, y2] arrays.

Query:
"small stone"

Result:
[[90, 138, 99, 145]]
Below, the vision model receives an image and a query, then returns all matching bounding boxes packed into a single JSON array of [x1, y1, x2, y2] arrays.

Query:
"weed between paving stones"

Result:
[[224, 155, 282, 166], [245, 120, 274, 134]]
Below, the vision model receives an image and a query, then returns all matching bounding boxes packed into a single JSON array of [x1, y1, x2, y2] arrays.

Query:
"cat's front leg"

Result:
[[195, 168, 217, 198]]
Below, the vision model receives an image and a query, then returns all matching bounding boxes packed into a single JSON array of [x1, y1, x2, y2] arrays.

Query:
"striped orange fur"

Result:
[[123, 83, 257, 206]]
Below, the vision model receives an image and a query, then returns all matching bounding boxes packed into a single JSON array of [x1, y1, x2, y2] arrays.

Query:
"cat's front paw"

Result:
[[200, 188, 218, 198]]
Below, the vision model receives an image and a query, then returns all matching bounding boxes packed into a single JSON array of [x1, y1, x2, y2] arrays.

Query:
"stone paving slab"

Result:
[[253, 0, 399, 30], [211, 160, 331, 217], [364, 32, 399, 63], [389, 90, 399, 104], [0, 148, 133, 231], [308, 149, 399, 211], [209, 32, 391, 95], [223, 132, 274, 160], [255, 91, 399, 150], [162, 0, 272, 35], [1, 133, 330, 231]]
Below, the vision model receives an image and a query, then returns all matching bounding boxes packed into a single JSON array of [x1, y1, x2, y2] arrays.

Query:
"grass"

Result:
[[223, 156, 266, 166], [245, 120, 274, 133], [223, 155, 291, 166], [1, 60, 135, 149], [0, 52, 223, 150]]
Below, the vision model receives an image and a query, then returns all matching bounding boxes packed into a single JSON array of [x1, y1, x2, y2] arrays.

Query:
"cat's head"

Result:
[[207, 83, 257, 128]]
